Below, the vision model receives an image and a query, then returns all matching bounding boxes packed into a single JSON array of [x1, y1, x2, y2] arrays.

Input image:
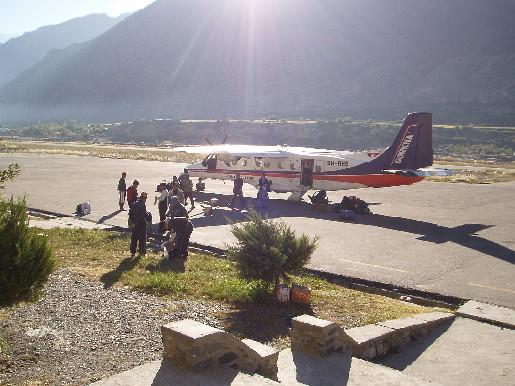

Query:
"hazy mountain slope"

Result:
[[0, 13, 127, 88], [1, 0, 514, 125]]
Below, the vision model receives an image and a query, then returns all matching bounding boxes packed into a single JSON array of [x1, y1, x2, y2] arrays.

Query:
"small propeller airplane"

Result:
[[173, 112, 453, 201]]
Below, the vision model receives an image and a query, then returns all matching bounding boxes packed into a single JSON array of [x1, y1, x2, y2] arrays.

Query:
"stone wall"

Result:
[[291, 312, 454, 360], [161, 319, 279, 379]]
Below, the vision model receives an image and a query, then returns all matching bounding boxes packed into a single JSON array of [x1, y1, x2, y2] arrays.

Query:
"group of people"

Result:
[[229, 172, 271, 209], [117, 170, 195, 259], [116, 170, 273, 259]]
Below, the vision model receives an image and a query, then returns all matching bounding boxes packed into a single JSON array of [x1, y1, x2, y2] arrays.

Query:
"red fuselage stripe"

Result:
[[190, 169, 423, 188]]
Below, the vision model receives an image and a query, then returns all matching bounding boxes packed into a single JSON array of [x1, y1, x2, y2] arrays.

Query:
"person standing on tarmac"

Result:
[[155, 182, 168, 230], [129, 192, 148, 256], [229, 172, 245, 208], [167, 182, 185, 205], [181, 169, 195, 208], [117, 172, 127, 211], [126, 180, 139, 209]]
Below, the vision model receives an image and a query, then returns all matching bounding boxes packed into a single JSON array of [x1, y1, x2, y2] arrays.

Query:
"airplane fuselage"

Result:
[[187, 149, 424, 199], [175, 113, 451, 201]]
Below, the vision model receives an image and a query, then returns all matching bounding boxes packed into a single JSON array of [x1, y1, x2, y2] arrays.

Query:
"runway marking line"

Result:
[[340, 259, 409, 273], [468, 282, 515, 294]]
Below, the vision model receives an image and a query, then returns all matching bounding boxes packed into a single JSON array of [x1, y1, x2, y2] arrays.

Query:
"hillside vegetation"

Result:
[[4, 118, 514, 163], [0, 0, 513, 125]]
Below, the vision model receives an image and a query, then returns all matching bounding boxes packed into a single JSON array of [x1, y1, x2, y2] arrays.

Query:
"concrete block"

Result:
[[161, 319, 279, 379], [345, 324, 394, 345], [457, 300, 515, 329]]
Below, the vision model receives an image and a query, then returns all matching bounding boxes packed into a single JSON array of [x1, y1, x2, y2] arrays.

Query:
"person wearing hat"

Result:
[[166, 195, 188, 219], [165, 195, 193, 259], [128, 192, 148, 256], [117, 172, 127, 211], [167, 181, 184, 205]]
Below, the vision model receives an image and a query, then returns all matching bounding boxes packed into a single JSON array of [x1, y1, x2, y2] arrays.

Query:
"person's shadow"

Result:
[[100, 253, 142, 289], [97, 210, 122, 224]]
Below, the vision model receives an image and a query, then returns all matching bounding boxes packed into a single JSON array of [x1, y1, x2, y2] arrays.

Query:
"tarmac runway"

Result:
[[2, 152, 514, 308]]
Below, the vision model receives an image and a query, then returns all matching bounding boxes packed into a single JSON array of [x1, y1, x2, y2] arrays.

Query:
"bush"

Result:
[[0, 197, 55, 306], [227, 207, 318, 285]]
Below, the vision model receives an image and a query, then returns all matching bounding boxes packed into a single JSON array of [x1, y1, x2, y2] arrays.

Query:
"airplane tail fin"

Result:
[[371, 112, 433, 170]]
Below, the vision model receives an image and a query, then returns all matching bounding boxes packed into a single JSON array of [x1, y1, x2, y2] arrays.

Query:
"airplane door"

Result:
[[301, 159, 314, 187]]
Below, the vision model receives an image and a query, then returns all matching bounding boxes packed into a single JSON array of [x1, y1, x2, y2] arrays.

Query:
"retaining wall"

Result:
[[291, 311, 454, 360], [161, 319, 279, 379]]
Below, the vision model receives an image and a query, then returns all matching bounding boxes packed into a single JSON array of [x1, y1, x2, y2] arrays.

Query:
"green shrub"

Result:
[[0, 197, 55, 306], [0, 163, 20, 190], [227, 207, 318, 285]]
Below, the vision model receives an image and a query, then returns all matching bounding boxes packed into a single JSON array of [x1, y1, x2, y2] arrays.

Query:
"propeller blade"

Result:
[[204, 138, 214, 146], [221, 133, 229, 144]]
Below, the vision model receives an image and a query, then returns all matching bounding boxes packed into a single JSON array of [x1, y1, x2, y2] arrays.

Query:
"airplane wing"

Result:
[[386, 168, 455, 177], [173, 144, 287, 158]]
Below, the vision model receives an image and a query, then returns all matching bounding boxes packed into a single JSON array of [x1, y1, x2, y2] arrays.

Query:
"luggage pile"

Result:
[[340, 196, 371, 215], [337, 196, 371, 220]]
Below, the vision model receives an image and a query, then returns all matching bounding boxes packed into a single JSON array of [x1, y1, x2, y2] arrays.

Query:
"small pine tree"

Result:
[[0, 197, 55, 306], [227, 207, 318, 285]]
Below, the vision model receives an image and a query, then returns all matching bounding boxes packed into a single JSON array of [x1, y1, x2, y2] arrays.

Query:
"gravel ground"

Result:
[[0, 268, 230, 385]]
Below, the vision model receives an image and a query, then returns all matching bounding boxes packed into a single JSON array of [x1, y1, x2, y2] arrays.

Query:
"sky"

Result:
[[0, 0, 155, 35]]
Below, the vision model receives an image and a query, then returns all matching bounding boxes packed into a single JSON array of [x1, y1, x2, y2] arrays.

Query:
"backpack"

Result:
[[76, 202, 91, 215], [127, 187, 137, 203]]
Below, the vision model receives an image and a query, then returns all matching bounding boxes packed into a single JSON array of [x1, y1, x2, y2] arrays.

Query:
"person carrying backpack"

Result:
[[126, 180, 139, 209]]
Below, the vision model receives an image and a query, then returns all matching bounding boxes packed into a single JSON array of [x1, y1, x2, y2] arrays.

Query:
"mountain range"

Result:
[[1, 0, 514, 126], [0, 13, 127, 89]]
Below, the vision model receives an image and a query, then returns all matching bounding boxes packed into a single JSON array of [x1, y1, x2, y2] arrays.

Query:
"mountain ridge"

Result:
[[0, 13, 128, 88], [1, 0, 514, 125]]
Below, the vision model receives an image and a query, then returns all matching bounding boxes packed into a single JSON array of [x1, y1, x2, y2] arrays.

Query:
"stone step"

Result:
[[91, 348, 437, 385]]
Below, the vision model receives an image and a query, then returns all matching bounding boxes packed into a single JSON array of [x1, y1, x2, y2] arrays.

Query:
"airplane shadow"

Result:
[[190, 192, 514, 265], [357, 214, 514, 265]]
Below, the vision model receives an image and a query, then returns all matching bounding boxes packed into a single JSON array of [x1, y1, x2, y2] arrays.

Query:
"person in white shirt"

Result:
[[155, 182, 169, 228]]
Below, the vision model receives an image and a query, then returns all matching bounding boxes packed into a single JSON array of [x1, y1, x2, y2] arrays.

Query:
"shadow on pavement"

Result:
[[358, 214, 514, 265], [291, 349, 352, 385], [151, 359, 240, 385], [191, 192, 513, 264], [97, 210, 122, 224], [374, 318, 454, 371]]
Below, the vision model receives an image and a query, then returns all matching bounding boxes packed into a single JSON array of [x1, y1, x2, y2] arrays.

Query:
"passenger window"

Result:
[[290, 163, 296, 170], [255, 159, 262, 167], [315, 165, 322, 172], [278, 162, 284, 169], [242, 159, 247, 166], [264, 161, 270, 168]]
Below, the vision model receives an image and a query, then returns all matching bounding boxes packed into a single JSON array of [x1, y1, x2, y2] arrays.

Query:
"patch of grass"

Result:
[[41, 228, 440, 348], [426, 169, 515, 184], [1, 140, 201, 164], [434, 155, 515, 169]]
